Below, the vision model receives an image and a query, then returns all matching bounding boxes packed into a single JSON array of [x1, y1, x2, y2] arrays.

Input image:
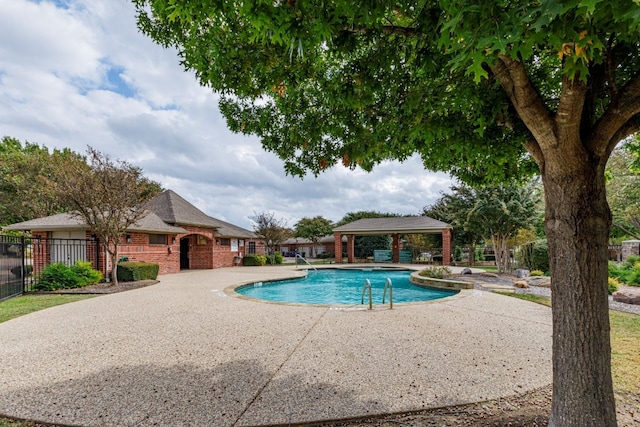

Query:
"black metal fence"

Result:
[[0, 234, 100, 301]]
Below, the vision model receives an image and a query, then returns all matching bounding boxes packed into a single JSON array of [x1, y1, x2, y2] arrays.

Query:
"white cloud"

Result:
[[0, 0, 453, 230]]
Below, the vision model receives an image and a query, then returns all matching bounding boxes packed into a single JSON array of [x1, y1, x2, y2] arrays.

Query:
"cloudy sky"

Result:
[[0, 0, 453, 230]]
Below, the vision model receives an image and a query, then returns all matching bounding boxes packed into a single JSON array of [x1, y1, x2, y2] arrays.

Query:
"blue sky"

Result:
[[0, 0, 453, 229]]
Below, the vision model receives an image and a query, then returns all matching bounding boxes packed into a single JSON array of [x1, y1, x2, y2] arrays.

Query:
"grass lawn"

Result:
[[501, 292, 640, 401], [0, 294, 95, 324]]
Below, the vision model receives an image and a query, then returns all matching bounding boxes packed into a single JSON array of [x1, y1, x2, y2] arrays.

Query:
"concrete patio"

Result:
[[0, 266, 552, 426]]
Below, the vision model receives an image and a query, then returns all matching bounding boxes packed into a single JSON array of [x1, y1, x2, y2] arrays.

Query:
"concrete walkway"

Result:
[[0, 266, 552, 426]]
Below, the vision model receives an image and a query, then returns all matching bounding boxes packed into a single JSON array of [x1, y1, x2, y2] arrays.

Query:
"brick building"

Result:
[[3, 190, 259, 277]]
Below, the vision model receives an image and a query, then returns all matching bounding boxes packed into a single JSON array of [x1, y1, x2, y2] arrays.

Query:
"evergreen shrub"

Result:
[[117, 261, 159, 282], [34, 261, 103, 291], [243, 254, 267, 266], [608, 256, 640, 286]]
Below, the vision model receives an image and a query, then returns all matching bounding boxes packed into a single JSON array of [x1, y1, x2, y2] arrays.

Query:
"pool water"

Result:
[[235, 268, 457, 305]]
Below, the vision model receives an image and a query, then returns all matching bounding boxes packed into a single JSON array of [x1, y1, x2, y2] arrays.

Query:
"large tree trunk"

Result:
[[543, 156, 616, 426]]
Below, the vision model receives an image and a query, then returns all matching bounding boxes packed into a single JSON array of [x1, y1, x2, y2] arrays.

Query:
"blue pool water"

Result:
[[235, 268, 457, 305]]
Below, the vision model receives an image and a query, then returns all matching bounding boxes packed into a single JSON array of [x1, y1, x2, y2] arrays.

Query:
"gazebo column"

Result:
[[442, 228, 452, 266], [333, 231, 342, 264], [347, 235, 355, 263], [392, 233, 400, 263]]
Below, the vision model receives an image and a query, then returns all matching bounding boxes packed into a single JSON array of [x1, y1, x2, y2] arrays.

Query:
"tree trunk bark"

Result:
[[109, 242, 119, 286], [543, 157, 616, 426]]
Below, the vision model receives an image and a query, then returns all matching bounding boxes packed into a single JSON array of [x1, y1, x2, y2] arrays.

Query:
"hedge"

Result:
[[243, 254, 267, 266], [117, 261, 159, 282]]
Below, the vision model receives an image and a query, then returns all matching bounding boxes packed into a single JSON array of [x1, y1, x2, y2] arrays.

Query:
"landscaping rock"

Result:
[[461, 268, 472, 275], [514, 280, 529, 289], [527, 277, 551, 288], [613, 289, 640, 305], [515, 269, 530, 278], [480, 272, 499, 278]]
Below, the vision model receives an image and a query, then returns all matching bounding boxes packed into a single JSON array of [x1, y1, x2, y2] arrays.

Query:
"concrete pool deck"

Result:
[[0, 265, 552, 426]]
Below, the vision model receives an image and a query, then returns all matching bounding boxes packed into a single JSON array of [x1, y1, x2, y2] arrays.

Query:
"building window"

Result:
[[248, 241, 256, 253], [149, 234, 167, 245], [220, 238, 230, 246]]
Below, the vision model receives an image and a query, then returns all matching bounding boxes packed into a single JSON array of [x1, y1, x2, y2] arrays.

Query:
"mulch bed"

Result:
[[38, 280, 159, 295]]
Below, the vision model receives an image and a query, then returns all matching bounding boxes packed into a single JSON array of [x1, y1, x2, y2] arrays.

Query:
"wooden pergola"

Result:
[[333, 217, 452, 265]]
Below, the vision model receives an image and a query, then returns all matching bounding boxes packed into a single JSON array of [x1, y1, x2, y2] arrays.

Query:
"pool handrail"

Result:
[[361, 279, 373, 310], [295, 253, 318, 271], [382, 278, 393, 309]]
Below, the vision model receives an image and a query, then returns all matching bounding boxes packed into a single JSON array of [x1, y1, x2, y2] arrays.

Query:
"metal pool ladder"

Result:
[[382, 278, 393, 309], [361, 279, 373, 309], [361, 278, 393, 310]]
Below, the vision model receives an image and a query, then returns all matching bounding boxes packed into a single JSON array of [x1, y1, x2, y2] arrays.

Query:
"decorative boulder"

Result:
[[613, 289, 640, 305], [480, 272, 499, 278], [515, 269, 530, 278], [461, 268, 472, 275], [514, 280, 529, 289]]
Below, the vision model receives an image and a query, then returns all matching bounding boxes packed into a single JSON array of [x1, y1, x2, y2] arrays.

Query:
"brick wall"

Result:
[[118, 232, 180, 275]]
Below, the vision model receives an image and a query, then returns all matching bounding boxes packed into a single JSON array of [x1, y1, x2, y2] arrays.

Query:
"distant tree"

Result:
[[250, 211, 291, 261], [606, 138, 640, 239], [424, 189, 484, 265], [0, 136, 84, 225], [56, 147, 162, 285], [465, 184, 538, 273], [294, 216, 334, 257]]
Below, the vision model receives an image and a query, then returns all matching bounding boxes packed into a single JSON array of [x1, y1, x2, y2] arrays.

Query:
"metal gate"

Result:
[[0, 234, 101, 301]]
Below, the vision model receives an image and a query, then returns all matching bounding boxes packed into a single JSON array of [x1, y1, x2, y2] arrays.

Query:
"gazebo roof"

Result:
[[333, 216, 450, 235]]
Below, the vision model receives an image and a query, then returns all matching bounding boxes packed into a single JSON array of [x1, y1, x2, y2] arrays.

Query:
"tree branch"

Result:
[[490, 56, 553, 161], [605, 118, 640, 159], [613, 221, 640, 240], [557, 74, 587, 144], [591, 73, 640, 156]]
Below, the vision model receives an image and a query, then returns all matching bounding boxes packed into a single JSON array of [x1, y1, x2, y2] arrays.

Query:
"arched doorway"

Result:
[[180, 237, 190, 269]]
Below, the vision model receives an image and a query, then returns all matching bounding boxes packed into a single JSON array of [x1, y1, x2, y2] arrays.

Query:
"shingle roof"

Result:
[[3, 190, 255, 238], [147, 190, 219, 228], [333, 216, 451, 235], [208, 216, 256, 239], [2, 211, 186, 234], [147, 190, 255, 238]]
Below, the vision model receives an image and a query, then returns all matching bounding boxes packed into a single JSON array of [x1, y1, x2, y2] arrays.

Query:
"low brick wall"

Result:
[[410, 272, 473, 290]]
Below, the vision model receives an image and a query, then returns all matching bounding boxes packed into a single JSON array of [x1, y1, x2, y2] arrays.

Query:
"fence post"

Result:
[[20, 235, 26, 294]]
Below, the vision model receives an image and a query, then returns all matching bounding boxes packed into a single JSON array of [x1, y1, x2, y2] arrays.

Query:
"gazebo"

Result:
[[333, 216, 452, 265]]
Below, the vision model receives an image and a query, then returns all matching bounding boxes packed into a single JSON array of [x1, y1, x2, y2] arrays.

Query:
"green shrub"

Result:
[[609, 258, 640, 286], [418, 266, 452, 279], [34, 263, 82, 291], [530, 269, 545, 276], [71, 260, 103, 285], [474, 247, 485, 261], [243, 254, 267, 266], [608, 277, 620, 295], [265, 251, 284, 265], [116, 261, 159, 282], [516, 239, 549, 272], [453, 246, 463, 262]]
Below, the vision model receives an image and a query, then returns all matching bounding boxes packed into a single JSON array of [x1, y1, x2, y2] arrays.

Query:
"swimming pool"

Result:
[[235, 268, 457, 305]]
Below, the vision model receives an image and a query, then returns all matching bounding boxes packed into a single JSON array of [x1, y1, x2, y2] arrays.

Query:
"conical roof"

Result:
[[147, 190, 220, 228]]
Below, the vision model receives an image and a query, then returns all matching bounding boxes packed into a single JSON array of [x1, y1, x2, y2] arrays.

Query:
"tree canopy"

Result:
[[250, 211, 291, 256], [134, 1, 640, 424], [294, 216, 334, 256], [0, 136, 84, 226]]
